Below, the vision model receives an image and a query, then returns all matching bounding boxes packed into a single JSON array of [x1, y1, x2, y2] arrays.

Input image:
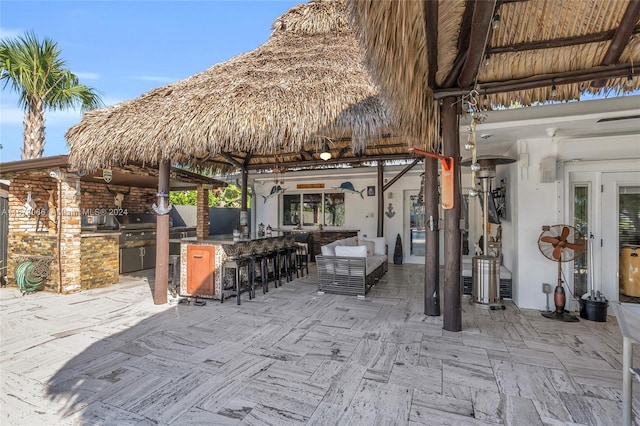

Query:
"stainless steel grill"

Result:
[[114, 213, 158, 273]]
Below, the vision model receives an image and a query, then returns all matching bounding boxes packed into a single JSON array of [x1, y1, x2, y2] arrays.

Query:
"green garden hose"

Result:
[[15, 261, 44, 294]]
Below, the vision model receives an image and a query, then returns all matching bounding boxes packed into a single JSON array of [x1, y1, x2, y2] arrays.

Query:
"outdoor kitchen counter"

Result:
[[179, 232, 293, 299], [79, 233, 119, 289], [80, 231, 120, 238]]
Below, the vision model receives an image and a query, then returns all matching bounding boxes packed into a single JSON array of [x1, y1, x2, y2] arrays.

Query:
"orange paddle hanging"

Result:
[[408, 147, 455, 210]]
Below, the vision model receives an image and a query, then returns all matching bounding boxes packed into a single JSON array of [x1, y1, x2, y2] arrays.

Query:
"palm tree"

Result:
[[0, 31, 103, 159]]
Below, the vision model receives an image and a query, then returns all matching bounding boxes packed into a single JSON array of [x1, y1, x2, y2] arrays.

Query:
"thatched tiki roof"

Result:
[[66, 0, 403, 172], [349, 0, 640, 142]]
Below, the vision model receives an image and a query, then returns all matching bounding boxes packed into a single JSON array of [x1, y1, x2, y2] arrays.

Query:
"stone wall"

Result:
[[79, 181, 156, 213], [58, 176, 82, 293], [196, 186, 209, 240], [81, 235, 119, 289], [5, 169, 153, 293], [7, 171, 61, 291], [7, 171, 58, 233], [8, 233, 59, 292]]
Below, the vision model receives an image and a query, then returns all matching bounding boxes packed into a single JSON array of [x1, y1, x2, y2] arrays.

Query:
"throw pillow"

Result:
[[340, 236, 358, 246], [321, 244, 336, 256], [358, 240, 375, 256], [365, 237, 386, 256], [335, 245, 367, 257]]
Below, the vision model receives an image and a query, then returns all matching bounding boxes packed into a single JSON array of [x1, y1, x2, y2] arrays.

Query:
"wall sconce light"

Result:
[[492, 13, 500, 30], [626, 74, 634, 87], [320, 142, 331, 161]]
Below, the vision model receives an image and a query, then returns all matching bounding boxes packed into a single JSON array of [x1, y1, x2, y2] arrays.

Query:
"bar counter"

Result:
[[181, 231, 289, 245], [276, 228, 360, 260], [179, 232, 293, 299]]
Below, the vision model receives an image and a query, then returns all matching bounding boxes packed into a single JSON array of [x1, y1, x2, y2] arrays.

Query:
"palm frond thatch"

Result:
[[349, 0, 640, 141], [67, 0, 404, 172]]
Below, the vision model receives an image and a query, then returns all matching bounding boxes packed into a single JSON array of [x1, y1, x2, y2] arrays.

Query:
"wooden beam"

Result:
[[487, 26, 640, 55], [153, 160, 170, 305], [336, 147, 350, 159], [382, 158, 420, 192], [424, 0, 439, 89], [218, 151, 243, 169], [433, 62, 639, 99], [245, 142, 408, 160], [441, 97, 462, 332], [240, 166, 249, 234], [592, 0, 640, 87], [242, 152, 253, 167], [424, 157, 440, 316], [442, 1, 475, 88], [300, 150, 315, 161], [245, 154, 415, 170], [457, 0, 496, 88], [377, 162, 384, 237]]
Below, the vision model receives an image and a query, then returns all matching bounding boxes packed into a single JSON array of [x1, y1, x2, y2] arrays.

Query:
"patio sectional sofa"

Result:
[[316, 236, 388, 297]]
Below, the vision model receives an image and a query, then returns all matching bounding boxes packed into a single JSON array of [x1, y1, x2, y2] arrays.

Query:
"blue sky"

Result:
[[0, 0, 300, 162]]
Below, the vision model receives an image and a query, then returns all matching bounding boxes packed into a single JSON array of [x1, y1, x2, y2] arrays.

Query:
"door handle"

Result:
[[193, 254, 203, 258]]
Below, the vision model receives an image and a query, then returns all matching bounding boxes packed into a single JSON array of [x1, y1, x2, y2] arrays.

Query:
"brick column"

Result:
[[196, 185, 209, 240], [58, 178, 82, 293]]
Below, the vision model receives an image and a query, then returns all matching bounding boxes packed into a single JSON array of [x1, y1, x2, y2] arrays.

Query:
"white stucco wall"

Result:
[[252, 167, 427, 260], [511, 133, 640, 310], [249, 99, 640, 311]]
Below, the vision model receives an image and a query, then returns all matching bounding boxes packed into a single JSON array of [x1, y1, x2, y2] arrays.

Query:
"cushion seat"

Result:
[[317, 236, 388, 297]]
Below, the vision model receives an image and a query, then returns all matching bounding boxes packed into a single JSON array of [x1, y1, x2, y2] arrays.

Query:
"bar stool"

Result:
[[264, 247, 280, 289], [296, 241, 310, 277], [286, 242, 300, 280], [250, 250, 268, 294], [222, 255, 253, 305], [277, 244, 290, 283], [294, 232, 311, 277]]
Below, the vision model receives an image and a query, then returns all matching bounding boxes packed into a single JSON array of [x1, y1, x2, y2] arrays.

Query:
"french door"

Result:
[[568, 166, 640, 304]]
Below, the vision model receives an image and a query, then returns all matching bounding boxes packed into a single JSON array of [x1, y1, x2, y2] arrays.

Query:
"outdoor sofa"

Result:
[[316, 236, 388, 297]]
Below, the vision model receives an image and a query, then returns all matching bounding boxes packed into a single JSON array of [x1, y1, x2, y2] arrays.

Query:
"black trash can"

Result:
[[579, 298, 608, 322]]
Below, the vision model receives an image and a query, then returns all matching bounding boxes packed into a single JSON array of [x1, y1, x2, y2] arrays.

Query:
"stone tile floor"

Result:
[[1, 264, 639, 425]]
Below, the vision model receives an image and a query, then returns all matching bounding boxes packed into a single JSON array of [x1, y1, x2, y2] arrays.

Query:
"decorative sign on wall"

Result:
[[296, 183, 324, 189], [332, 182, 365, 198], [385, 203, 396, 218], [262, 185, 286, 203], [102, 169, 112, 183]]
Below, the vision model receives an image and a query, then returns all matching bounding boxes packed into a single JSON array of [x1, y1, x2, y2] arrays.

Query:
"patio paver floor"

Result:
[[1, 264, 639, 425]]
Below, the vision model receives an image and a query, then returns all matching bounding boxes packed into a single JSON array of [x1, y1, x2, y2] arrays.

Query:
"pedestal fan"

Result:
[[538, 225, 586, 322]]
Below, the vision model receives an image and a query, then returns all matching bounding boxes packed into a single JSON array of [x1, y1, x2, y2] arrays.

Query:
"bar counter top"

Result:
[[180, 232, 289, 245], [273, 228, 360, 233]]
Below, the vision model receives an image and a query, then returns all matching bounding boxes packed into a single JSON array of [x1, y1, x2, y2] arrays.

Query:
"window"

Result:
[[282, 192, 345, 227]]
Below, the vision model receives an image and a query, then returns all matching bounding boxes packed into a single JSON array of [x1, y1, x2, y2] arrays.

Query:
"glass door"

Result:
[[602, 172, 640, 304]]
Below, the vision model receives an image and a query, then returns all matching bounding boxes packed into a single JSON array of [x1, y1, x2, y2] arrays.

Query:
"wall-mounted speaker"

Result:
[[540, 156, 557, 183]]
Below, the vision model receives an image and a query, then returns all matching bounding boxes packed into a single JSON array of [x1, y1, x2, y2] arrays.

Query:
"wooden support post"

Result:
[[377, 162, 384, 237], [442, 97, 462, 331], [154, 159, 170, 305], [424, 157, 440, 316], [240, 167, 249, 235]]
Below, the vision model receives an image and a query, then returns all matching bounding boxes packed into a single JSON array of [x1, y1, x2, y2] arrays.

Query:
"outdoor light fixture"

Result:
[[626, 74, 634, 87], [492, 13, 500, 30], [551, 84, 557, 97], [320, 143, 331, 161]]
